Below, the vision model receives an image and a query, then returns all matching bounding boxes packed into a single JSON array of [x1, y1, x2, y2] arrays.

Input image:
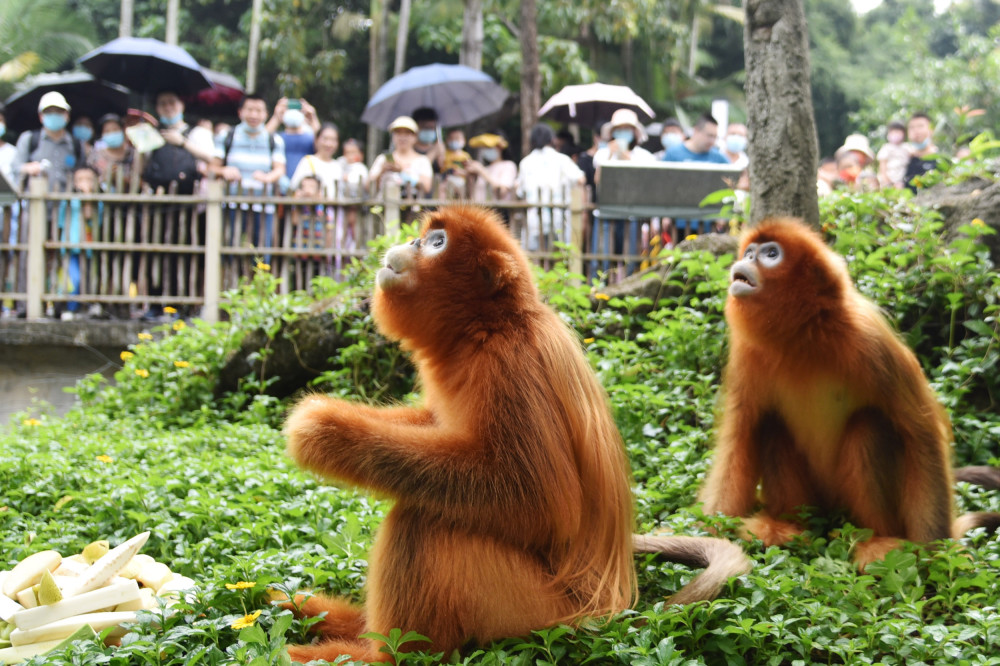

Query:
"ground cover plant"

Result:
[[2, 189, 1000, 664]]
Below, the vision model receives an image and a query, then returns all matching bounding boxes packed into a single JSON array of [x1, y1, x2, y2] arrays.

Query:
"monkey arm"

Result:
[[699, 383, 763, 517]]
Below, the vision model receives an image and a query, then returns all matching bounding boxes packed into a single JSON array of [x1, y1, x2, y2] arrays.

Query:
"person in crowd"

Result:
[[834, 133, 878, 190], [555, 129, 578, 160], [87, 113, 134, 190], [835, 150, 865, 191], [12, 91, 82, 192], [412, 107, 445, 172], [467, 132, 518, 208], [576, 120, 607, 200], [1, 104, 18, 312], [663, 113, 729, 164], [722, 122, 749, 169], [904, 112, 940, 190], [289, 122, 342, 197], [441, 127, 472, 199], [211, 94, 286, 250], [145, 90, 216, 193], [877, 121, 910, 189], [816, 156, 839, 197], [515, 123, 585, 252], [369, 116, 434, 198], [57, 165, 101, 319], [267, 97, 321, 183], [593, 108, 656, 274], [290, 174, 326, 260], [336, 138, 369, 251], [653, 118, 685, 160], [71, 116, 95, 160], [214, 121, 232, 142]]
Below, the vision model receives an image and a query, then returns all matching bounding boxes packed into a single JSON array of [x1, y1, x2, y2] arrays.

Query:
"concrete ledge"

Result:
[[0, 320, 151, 349]]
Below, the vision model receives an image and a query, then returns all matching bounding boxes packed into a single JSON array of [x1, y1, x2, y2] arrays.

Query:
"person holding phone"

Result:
[[267, 96, 321, 180]]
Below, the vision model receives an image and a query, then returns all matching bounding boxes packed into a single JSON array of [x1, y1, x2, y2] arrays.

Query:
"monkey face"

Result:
[[377, 228, 449, 294], [729, 241, 784, 298]]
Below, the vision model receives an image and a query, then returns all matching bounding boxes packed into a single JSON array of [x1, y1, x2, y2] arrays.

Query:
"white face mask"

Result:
[[283, 109, 305, 128]]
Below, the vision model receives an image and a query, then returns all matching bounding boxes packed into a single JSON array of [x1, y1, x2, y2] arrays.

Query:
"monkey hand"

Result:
[[739, 514, 803, 547]]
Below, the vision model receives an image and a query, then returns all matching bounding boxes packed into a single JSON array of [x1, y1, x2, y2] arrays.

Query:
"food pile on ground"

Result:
[[0, 532, 194, 664]]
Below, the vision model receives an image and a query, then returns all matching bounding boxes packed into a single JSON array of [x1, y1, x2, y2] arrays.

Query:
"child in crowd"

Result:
[[337, 138, 369, 252], [877, 121, 910, 189], [441, 128, 471, 199], [58, 166, 102, 319], [290, 175, 327, 261]]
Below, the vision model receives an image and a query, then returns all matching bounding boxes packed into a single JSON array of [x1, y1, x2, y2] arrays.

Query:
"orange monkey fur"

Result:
[[284, 206, 750, 664], [700, 217, 1000, 569]]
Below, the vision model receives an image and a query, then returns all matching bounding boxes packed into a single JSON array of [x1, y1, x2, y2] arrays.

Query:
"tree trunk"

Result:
[[165, 0, 179, 45], [519, 0, 540, 158], [119, 0, 134, 37], [246, 0, 264, 93], [744, 0, 820, 227], [367, 0, 390, 165], [394, 0, 411, 77], [461, 0, 484, 70]]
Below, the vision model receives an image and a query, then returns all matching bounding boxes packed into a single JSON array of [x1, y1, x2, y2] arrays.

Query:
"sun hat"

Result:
[[836, 133, 875, 161], [388, 116, 418, 134], [608, 108, 647, 143], [468, 133, 508, 149], [38, 91, 71, 112]]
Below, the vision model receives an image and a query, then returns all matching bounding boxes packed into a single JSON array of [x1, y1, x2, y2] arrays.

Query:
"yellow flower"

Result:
[[594, 293, 610, 301], [172, 320, 186, 331], [230, 609, 261, 630], [138, 332, 153, 341], [971, 218, 985, 227], [583, 337, 595, 344], [174, 361, 190, 368], [120, 351, 134, 362], [22, 418, 41, 427], [256, 262, 270, 272], [163, 306, 178, 314], [685, 234, 698, 241], [96, 455, 113, 463], [135, 368, 150, 378], [225, 581, 256, 590]]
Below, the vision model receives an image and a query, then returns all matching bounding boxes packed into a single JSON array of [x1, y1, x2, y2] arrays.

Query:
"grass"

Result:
[[2, 190, 1000, 664]]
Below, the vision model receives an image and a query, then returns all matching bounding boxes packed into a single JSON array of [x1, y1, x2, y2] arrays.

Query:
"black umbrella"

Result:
[[4, 71, 131, 132], [77, 37, 213, 96]]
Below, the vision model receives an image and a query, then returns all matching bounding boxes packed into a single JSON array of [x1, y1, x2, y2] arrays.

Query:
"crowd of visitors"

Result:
[[0, 88, 968, 318]]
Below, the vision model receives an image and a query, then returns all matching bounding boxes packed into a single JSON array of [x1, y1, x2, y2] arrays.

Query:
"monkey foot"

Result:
[[740, 515, 803, 546], [852, 537, 902, 571]]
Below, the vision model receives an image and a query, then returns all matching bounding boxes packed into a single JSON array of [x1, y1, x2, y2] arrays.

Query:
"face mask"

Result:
[[612, 129, 633, 146], [726, 135, 747, 154], [283, 109, 305, 128], [103, 131, 125, 149], [42, 113, 68, 132], [597, 140, 608, 150], [447, 140, 464, 151], [480, 148, 499, 163], [418, 129, 437, 144], [912, 137, 930, 151], [0, 123, 6, 137], [887, 130, 904, 145], [661, 133, 683, 149], [72, 126, 93, 143], [159, 112, 183, 127]]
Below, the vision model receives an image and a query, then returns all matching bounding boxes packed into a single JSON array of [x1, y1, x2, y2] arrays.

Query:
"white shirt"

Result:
[[516, 146, 584, 250], [290, 154, 344, 197]]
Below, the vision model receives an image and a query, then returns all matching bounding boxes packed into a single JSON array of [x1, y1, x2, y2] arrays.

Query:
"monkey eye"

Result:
[[742, 243, 757, 261], [758, 242, 783, 268], [423, 229, 448, 256]]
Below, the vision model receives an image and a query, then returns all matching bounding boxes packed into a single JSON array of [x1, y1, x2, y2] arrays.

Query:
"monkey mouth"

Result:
[[729, 269, 757, 297]]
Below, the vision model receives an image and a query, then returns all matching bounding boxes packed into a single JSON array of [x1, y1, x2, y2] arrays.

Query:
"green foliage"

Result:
[[4, 187, 1000, 664]]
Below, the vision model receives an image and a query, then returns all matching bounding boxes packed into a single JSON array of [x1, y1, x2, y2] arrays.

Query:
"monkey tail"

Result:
[[954, 465, 1000, 490], [632, 534, 752, 605], [952, 512, 1000, 539]]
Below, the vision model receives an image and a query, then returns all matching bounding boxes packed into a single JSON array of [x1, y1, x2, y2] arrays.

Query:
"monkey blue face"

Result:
[[730, 241, 784, 297]]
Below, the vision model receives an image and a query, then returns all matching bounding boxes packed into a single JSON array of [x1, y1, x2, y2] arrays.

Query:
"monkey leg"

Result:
[[287, 638, 390, 665], [283, 593, 366, 641], [837, 407, 909, 569], [749, 414, 818, 546]]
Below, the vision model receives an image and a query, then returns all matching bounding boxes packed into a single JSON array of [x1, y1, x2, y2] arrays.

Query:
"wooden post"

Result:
[[246, 0, 264, 93], [26, 177, 47, 320], [165, 0, 179, 44], [202, 180, 223, 323], [569, 183, 584, 277], [383, 181, 401, 237]]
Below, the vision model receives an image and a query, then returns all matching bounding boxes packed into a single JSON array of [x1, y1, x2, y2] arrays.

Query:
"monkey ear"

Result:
[[478, 249, 520, 292]]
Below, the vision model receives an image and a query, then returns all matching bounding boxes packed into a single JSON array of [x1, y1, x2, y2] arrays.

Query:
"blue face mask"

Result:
[[597, 140, 608, 150], [159, 112, 183, 127], [661, 133, 683, 149], [0, 123, 6, 137], [103, 131, 125, 149], [72, 125, 93, 143], [612, 130, 633, 146], [912, 137, 930, 151], [447, 140, 464, 151], [41, 113, 68, 132], [479, 148, 499, 163], [418, 129, 437, 144], [726, 135, 747, 154]]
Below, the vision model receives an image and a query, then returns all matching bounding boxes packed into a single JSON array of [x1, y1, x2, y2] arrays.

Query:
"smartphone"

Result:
[[287, 99, 302, 110]]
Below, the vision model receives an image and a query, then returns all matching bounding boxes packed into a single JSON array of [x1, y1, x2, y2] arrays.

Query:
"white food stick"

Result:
[[11, 580, 140, 631], [10, 611, 138, 647], [64, 532, 149, 598]]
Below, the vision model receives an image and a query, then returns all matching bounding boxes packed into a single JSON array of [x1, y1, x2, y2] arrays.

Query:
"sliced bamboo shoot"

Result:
[[0, 597, 22, 623], [11, 580, 140, 631], [0, 638, 64, 664], [9, 611, 137, 647], [64, 532, 149, 598], [1, 551, 61, 598]]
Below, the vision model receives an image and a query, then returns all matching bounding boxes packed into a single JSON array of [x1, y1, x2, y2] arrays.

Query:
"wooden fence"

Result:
[[0, 177, 656, 323]]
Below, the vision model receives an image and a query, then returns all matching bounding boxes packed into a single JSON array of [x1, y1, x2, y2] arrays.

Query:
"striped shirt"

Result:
[[215, 123, 286, 194]]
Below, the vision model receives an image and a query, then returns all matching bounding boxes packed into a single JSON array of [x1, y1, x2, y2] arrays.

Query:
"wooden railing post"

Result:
[[383, 182, 401, 237], [202, 179, 224, 323], [569, 183, 585, 277], [26, 177, 47, 320]]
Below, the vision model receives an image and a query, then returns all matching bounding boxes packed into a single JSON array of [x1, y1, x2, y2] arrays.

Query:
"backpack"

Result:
[[28, 130, 84, 169], [142, 126, 199, 194]]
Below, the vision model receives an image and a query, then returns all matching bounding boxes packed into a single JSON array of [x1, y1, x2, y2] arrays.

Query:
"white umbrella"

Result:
[[538, 83, 655, 126]]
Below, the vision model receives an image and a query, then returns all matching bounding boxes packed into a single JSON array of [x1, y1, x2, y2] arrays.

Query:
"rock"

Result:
[[912, 178, 1000, 265]]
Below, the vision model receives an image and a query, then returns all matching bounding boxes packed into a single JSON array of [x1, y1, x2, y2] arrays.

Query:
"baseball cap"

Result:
[[388, 116, 418, 134], [38, 91, 71, 113]]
